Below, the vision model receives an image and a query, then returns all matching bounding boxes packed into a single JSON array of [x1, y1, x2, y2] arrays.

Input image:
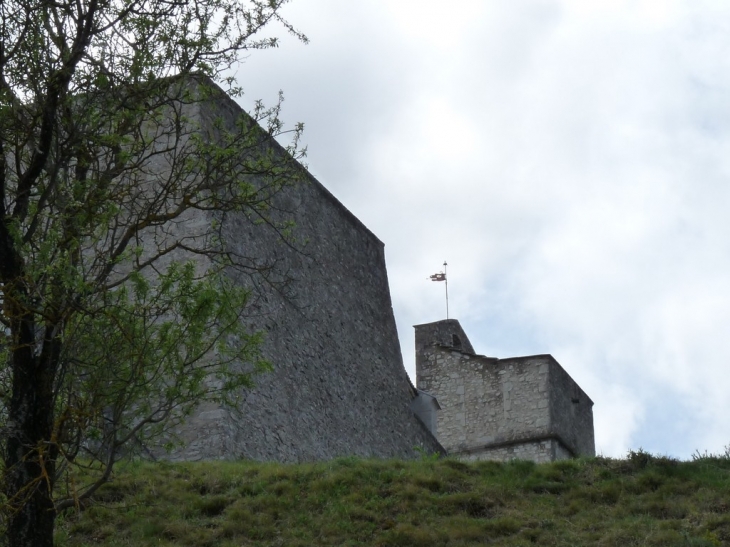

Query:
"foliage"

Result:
[[54, 455, 730, 546], [0, 0, 306, 544]]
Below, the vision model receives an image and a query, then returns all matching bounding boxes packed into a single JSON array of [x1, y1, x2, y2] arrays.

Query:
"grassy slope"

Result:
[[56, 452, 730, 547]]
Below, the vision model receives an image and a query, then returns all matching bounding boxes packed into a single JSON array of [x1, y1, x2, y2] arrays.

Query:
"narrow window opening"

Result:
[[451, 334, 462, 349]]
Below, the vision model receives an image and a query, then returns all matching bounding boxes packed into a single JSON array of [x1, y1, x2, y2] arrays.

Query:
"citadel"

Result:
[[170, 79, 595, 464]]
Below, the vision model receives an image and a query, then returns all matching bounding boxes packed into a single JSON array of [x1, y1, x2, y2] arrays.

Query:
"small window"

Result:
[[452, 334, 462, 349]]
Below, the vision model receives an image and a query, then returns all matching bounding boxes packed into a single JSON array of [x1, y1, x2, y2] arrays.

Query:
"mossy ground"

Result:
[[55, 451, 730, 546]]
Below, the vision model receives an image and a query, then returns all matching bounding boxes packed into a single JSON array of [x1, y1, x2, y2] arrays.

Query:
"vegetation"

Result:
[[54, 451, 730, 546], [0, 0, 305, 544]]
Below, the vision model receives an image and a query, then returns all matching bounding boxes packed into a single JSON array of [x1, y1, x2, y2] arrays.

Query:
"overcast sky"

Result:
[[234, 0, 730, 459]]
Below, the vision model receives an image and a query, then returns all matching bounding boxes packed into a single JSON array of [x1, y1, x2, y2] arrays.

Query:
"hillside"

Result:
[[55, 452, 730, 546]]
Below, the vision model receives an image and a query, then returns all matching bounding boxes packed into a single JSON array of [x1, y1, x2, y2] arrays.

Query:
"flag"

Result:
[[430, 272, 446, 282]]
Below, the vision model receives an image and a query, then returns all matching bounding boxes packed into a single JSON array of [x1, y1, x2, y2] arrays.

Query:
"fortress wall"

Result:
[[415, 320, 593, 462], [548, 361, 595, 457], [167, 81, 442, 461], [418, 349, 552, 454], [415, 321, 553, 457], [458, 439, 559, 464]]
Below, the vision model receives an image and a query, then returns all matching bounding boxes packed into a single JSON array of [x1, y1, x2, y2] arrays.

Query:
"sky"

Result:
[[233, 0, 730, 459]]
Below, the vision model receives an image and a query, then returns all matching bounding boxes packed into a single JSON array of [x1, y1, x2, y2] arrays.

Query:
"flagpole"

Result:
[[429, 263, 449, 319], [444, 261, 449, 319]]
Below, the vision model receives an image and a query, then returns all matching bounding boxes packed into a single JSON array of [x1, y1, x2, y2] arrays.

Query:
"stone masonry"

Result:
[[415, 320, 594, 463], [158, 77, 444, 462]]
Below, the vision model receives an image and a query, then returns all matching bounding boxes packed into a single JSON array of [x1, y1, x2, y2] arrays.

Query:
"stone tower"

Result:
[[415, 319, 594, 462]]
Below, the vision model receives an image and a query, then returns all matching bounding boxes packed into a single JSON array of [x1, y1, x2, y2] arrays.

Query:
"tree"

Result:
[[0, 1, 306, 545]]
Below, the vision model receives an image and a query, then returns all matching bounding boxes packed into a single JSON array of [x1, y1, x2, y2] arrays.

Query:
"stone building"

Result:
[[143, 77, 593, 464], [414, 319, 595, 462]]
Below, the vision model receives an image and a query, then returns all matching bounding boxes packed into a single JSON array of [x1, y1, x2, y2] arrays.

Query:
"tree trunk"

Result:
[[4, 318, 59, 547]]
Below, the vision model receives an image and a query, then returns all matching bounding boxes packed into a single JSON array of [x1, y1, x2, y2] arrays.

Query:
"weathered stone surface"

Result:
[[162, 80, 443, 462], [415, 319, 594, 463]]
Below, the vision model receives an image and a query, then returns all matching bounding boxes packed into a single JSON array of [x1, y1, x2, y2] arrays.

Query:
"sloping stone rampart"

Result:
[[160, 78, 443, 461]]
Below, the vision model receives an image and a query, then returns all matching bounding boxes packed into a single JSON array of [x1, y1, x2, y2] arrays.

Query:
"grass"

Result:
[[54, 451, 730, 546]]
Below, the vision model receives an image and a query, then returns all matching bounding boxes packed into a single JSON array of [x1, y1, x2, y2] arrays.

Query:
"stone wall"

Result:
[[415, 320, 594, 462], [548, 359, 596, 458], [458, 439, 563, 464], [161, 79, 443, 461]]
